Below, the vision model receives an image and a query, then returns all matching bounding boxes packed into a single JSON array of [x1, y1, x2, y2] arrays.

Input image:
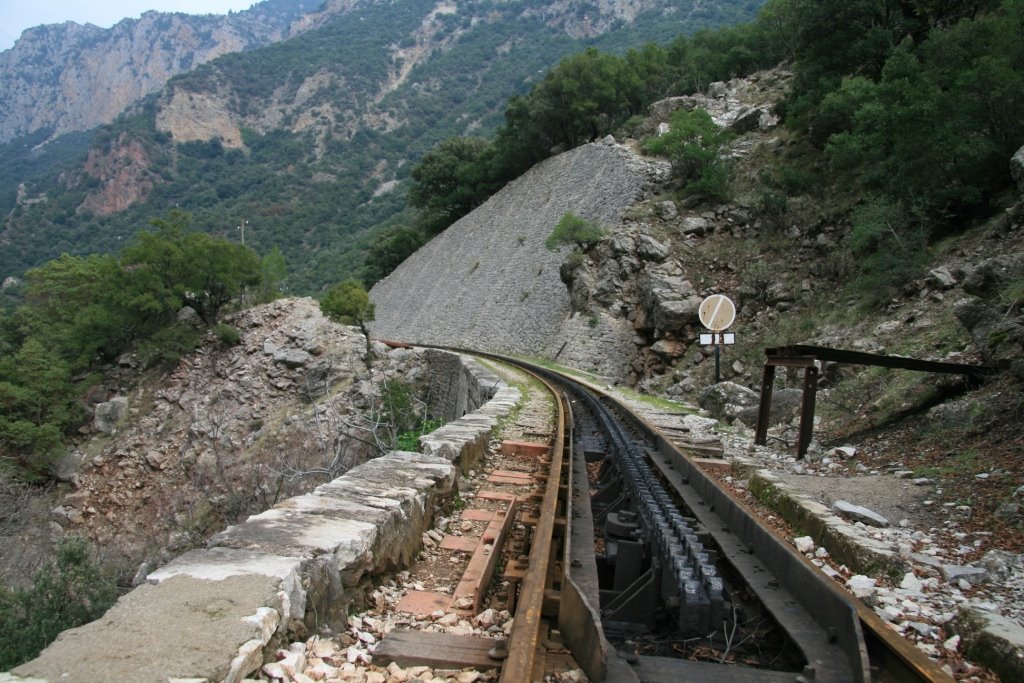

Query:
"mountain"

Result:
[[0, 0, 766, 292], [0, 0, 326, 144]]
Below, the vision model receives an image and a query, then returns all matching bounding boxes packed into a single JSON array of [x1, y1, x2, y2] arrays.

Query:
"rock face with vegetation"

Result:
[[370, 140, 669, 377], [0, 296, 428, 597], [0, 0, 326, 144]]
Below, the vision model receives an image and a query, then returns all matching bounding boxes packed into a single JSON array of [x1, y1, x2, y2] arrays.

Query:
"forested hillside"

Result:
[[0, 0, 765, 292]]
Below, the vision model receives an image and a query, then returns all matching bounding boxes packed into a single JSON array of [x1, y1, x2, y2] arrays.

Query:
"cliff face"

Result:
[[0, 0, 325, 143]]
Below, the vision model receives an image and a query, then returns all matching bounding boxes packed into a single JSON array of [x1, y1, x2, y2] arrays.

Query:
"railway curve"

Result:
[[465, 351, 954, 683]]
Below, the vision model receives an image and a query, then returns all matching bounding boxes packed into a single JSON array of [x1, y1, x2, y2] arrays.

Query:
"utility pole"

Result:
[[237, 220, 248, 245]]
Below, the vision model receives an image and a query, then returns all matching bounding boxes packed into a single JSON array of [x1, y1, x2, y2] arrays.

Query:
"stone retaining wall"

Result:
[[6, 351, 519, 683], [369, 141, 668, 379], [425, 349, 505, 420]]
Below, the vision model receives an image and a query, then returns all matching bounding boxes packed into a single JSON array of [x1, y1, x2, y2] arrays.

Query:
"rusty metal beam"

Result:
[[767, 345, 991, 378], [797, 365, 819, 459], [754, 363, 776, 447]]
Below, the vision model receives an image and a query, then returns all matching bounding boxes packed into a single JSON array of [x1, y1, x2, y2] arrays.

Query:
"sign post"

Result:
[[698, 294, 737, 384]]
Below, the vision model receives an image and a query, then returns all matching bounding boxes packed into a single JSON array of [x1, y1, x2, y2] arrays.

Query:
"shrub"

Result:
[[754, 186, 789, 232], [396, 417, 444, 451], [214, 324, 241, 347], [137, 324, 202, 369], [545, 213, 605, 251], [0, 536, 117, 669], [641, 109, 733, 200], [846, 198, 929, 307]]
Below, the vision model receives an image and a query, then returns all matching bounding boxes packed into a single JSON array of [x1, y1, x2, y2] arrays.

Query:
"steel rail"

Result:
[[499, 365, 568, 683], [569, 370, 955, 683], [421, 347, 953, 682]]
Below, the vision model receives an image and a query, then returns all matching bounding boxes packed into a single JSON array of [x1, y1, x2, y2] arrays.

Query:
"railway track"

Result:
[[491, 356, 954, 679], [479, 354, 955, 683]]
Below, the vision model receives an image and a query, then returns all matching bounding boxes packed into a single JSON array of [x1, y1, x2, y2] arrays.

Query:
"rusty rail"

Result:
[[423, 347, 954, 683], [499, 369, 568, 682]]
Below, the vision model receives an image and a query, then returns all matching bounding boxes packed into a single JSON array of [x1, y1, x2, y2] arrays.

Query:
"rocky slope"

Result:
[[0, 298, 428, 587], [0, 0, 325, 144], [370, 68, 792, 382]]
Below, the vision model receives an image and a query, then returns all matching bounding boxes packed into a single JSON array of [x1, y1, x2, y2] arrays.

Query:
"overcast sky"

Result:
[[0, 1, 259, 52]]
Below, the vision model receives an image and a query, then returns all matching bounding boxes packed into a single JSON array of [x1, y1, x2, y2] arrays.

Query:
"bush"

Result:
[[754, 185, 789, 232], [545, 213, 605, 251], [641, 109, 732, 200], [214, 324, 241, 347], [137, 324, 202, 369], [396, 417, 444, 451], [0, 536, 117, 669], [846, 198, 929, 307]]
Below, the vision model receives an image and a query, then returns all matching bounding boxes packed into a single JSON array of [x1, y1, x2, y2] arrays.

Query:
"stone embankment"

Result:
[[369, 140, 671, 379], [5, 352, 519, 683]]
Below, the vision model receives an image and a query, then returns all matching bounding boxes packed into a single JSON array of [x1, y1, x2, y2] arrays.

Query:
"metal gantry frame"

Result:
[[754, 345, 992, 458]]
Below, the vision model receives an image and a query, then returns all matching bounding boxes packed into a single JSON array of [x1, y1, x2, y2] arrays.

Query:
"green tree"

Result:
[[824, 3, 1024, 219], [364, 225, 427, 286], [121, 210, 262, 325], [408, 137, 495, 235], [0, 339, 77, 476], [22, 254, 140, 370], [259, 246, 288, 302], [320, 279, 376, 355]]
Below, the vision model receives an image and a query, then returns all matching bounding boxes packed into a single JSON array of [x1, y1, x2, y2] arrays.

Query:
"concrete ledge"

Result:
[[747, 469, 908, 579], [12, 574, 292, 683], [951, 607, 1024, 683]]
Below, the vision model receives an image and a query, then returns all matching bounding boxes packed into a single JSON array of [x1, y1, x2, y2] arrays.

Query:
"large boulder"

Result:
[[93, 396, 129, 434], [640, 269, 701, 333], [736, 387, 803, 427], [954, 296, 1024, 366], [698, 381, 758, 422], [962, 253, 1024, 298], [951, 607, 1024, 683], [1012, 144, 1024, 194]]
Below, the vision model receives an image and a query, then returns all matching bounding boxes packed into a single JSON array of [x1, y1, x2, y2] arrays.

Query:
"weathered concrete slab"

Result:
[[12, 575, 284, 683], [832, 500, 890, 528], [421, 414, 496, 472], [952, 607, 1024, 682], [148, 547, 307, 621], [478, 386, 521, 418], [749, 470, 907, 577]]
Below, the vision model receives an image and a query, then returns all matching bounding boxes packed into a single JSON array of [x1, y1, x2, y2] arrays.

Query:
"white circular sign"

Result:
[[698, 294, 736, 332]]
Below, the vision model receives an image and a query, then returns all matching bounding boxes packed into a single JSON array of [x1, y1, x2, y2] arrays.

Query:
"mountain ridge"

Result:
[[0, 0, 327, 144], [0, 0, 766, 290]]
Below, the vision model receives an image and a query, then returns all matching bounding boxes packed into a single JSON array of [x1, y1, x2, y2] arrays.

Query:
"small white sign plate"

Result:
[[698, 294, 736, 332], [699, 332, 736, 345]]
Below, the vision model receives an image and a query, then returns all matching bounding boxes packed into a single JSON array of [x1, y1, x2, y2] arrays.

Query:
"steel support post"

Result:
[[796, 365, 819, 459], [754, 363, 776, 446]]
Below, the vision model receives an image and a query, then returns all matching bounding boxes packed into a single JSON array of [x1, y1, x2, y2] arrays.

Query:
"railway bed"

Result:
[[373, 351, 956, 682]]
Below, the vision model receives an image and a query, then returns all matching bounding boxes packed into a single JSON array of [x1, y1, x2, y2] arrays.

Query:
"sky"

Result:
[[0, 1, 259, 52]]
